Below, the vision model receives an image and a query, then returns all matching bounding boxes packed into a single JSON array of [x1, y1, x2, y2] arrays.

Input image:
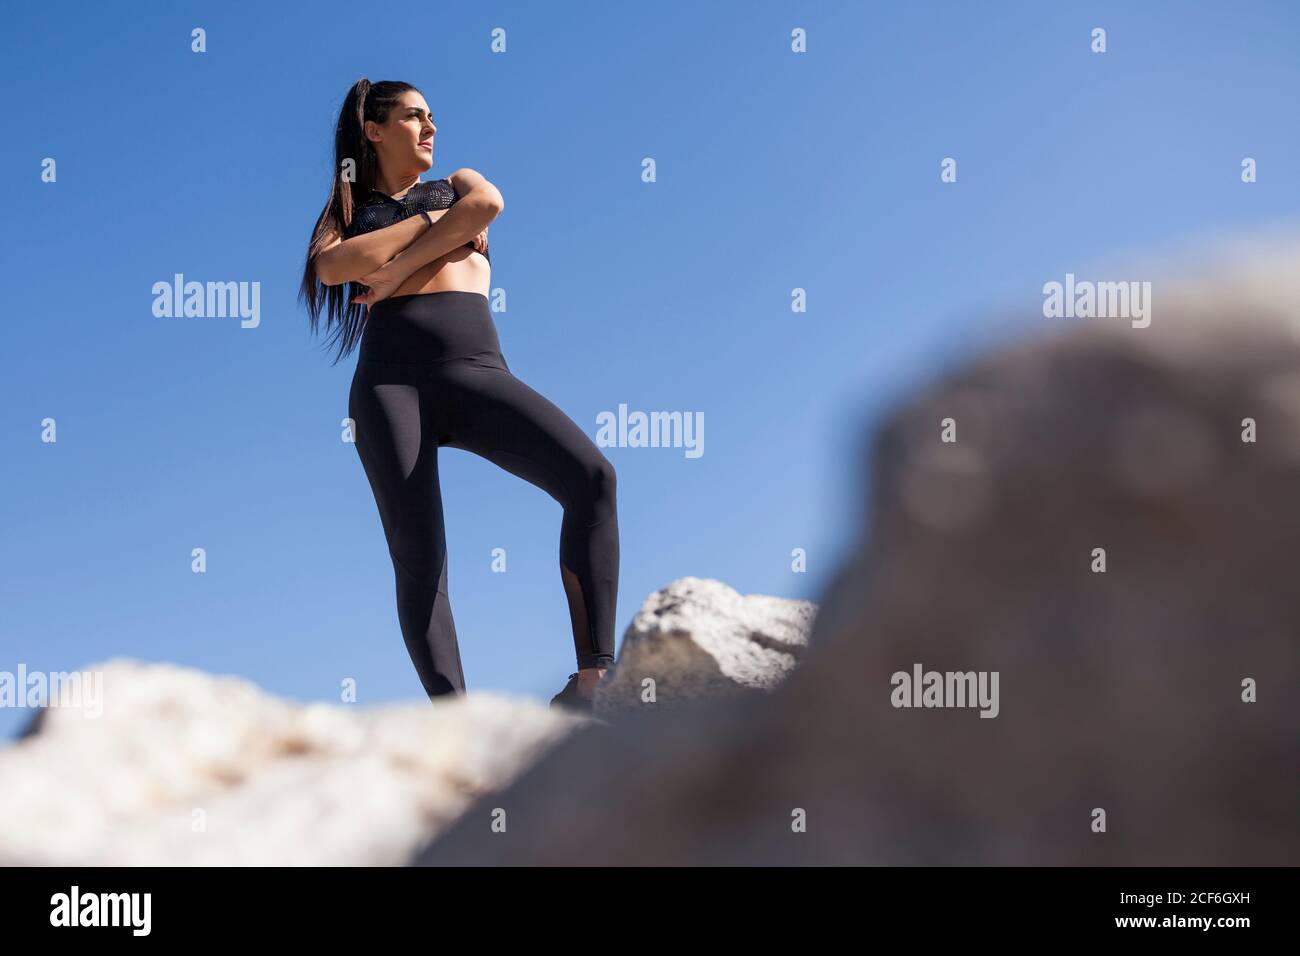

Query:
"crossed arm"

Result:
[[313, 168, 504, 289]]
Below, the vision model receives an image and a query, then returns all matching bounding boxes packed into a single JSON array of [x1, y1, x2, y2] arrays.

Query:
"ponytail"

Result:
[[298, 78, 420, 365]]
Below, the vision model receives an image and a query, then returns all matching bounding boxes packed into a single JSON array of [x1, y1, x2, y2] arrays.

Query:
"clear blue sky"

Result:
[[3, 0, 1298, 736]]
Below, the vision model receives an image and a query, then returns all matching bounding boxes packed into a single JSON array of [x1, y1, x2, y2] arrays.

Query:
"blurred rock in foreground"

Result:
[[416, 243, 1300, 866], [0, 660, 576, 865]]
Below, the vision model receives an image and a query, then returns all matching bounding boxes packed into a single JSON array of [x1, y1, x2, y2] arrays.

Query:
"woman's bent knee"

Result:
[[585, 456, 617, 521]]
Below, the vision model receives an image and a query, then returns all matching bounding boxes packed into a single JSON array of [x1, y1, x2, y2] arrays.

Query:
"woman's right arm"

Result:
[[312, 215, 431, 287]]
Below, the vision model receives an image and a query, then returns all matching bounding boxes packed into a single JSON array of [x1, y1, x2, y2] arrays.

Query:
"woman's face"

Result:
[[366, 90, 436, 174]]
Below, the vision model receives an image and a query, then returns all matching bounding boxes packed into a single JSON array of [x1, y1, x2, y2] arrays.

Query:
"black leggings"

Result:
[[348, 291, 619, 697]]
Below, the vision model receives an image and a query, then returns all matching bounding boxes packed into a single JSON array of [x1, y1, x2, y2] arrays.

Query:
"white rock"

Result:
[[0, 581, 819, 865], [595, 577, 817, 717], [0, 659, 581, 866]]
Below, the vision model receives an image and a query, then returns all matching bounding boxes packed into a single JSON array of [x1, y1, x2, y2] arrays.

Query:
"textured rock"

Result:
[[415, 246, 1300, 866], [0, 660, 580, 866], [595, 577, 816, 718], [0, 579, 816, 866]]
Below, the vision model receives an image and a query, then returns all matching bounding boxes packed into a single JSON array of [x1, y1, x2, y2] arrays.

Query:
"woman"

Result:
[[299, 79, 618, 713]]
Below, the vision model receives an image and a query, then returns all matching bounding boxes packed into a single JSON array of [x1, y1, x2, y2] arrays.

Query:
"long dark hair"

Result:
[[299, 78, 421, 365]]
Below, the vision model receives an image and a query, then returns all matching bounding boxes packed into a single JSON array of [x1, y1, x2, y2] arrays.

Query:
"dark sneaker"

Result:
[[549, 672, 595, 714]]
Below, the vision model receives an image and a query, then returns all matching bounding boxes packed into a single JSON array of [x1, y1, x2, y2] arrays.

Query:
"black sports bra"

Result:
[[345, 178, 490, 263]]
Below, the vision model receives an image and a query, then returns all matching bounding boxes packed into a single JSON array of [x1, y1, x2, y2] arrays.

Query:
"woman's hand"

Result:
[[353, 263, 405, 307], [472, 227, 489, 257]]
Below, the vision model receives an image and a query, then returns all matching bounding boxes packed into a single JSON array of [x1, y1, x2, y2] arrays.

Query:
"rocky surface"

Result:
[[415, 246, 1300, 866], [0, 660, 578, 865], [0, 579, 815, 866]]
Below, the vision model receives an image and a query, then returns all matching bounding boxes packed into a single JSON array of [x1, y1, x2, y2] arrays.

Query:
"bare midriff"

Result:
[[390, 207, 491, 298]]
